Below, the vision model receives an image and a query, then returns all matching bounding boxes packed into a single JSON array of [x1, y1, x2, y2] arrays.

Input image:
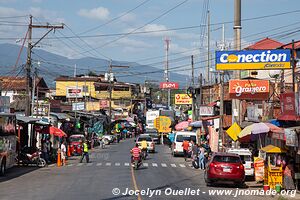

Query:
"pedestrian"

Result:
[[60, 141, 67, 166], [283, 160, 296, 190], [199, 145, 205, 170], [80, 140, 89, 163], [168, 132, 175, 149], [42, 140, 50, 164], [191, 141, 199, 160], [182, 140, 190, 161]]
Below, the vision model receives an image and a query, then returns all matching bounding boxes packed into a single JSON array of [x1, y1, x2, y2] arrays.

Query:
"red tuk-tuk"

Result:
[[68, 134, 85, 156]]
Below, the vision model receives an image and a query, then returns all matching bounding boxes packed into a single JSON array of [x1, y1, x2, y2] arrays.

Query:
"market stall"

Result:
[[261, 145, 287, 190]]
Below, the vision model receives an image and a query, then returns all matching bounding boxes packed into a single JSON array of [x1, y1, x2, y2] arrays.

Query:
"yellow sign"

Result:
[[154, 116, 172, 133], [174, 94, 192, 105], [226, 122, 241, 141]]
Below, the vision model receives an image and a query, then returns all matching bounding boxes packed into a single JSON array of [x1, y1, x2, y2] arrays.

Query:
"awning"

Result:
[[207, 102, 217, 107], [261, 145, 287, 153], [41, 126, 67, 137], [16, 116, 40, 123], [277, 114, 299, 121], [50, 112, 72, 120]]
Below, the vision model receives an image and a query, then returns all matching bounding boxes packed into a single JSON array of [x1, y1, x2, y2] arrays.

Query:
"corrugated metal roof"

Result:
[[245, 37, 284, 50]]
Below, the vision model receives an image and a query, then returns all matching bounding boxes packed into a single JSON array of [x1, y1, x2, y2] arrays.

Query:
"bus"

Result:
[[0, 113, 17, 175]]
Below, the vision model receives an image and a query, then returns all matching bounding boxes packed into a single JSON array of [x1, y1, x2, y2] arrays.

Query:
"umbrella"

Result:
[[238, 122, 282, 139], [175, 121, 190, 131], [42, 126, 67, 138], [261, 145, 287, 153], [189, 121, 202, 128]]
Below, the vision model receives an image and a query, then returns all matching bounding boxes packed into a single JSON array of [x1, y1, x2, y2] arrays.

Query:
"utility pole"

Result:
[[219, 72, 224, 151], [207, 10, 210, 85], [232, 0, 242, 125], [31, 66, 36, 117], [292, 40, 296, 92], [191, 55, 195, 121], [25, 15, 64, 116], [164, 37, 171, 109], [191, 55, 195, 87]]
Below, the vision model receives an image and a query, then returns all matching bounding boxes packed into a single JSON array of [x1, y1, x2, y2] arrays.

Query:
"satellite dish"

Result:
[[269, 70, 281, 78]]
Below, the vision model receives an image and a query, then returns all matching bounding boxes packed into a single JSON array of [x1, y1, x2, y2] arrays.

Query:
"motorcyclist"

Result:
[[130, 143, 141, 163], [141, 139, 148, 158]]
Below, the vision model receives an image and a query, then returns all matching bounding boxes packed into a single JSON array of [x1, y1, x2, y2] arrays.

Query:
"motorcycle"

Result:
[[132, 156, 142, 170], [17, 147, 46, 168]]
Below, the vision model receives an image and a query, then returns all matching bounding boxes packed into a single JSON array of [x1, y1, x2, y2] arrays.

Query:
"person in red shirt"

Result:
[[182, 140, 190, 161], [130, 143, 141, 163]]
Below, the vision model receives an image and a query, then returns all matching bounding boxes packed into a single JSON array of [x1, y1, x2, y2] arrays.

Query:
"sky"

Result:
[[0, 0, 300, 78]]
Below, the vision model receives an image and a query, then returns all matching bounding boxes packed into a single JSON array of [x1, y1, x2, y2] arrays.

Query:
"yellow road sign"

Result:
[[154, 116, 172, 133]]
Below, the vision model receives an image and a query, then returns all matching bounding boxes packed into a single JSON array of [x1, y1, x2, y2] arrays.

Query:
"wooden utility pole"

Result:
[[191, 55, 195, 121], [25, 15, 64, 116], [292, 40, 296, 92], [219, 72, 224, 151]]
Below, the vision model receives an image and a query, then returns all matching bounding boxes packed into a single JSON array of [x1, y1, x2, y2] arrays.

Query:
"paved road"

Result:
[[0, 139, 298, 200]]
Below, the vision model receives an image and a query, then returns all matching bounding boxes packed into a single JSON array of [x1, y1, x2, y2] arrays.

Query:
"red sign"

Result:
[[280, 93, 296, 116], [159, 82, 179, 89], [229, 80, 269, 100]]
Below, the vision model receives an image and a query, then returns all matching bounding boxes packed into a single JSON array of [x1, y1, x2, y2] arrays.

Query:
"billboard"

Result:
[[174, 94, 192, 105], [216, 49, 291, 70], [66, 86, 83, 98], [229, 80, 269, 100], [159, 82, 179, 89]]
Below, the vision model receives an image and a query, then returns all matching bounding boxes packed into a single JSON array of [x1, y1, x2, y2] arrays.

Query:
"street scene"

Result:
[[0, 0, 300, 200]]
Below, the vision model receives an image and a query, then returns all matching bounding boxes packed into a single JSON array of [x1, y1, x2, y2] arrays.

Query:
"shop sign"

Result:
[[86, 102, 100, 111], [154, 116, 172, 133], [72, 102, 85, 111], [159, 82, 179, 89], [247, 105, 263, 122], [280, 93, 296, 116], [66, 86, 83, 98], [199, 106, 214, 116], [229, 80, 269, 99], [284, 128, 299, 147], [254, 157, 265, 182], [216, 49, 291, 70], [33, 103, 50, 116], [174, 94, 192, 105], [100, 100, 109, 108]]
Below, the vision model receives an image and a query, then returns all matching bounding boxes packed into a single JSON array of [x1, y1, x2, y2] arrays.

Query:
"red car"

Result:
[[68, 134, 85, 156], [204, 152, 245, 187]]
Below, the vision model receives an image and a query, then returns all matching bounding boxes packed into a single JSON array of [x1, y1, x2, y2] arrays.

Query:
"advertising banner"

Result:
[[216, 49, 291, 70], [254, 157, 265, 182], [159, 82, 179, 89], [229, 80, 269, 99], [86, 102, 100, 111], [284, 129, 299, 147], [66, 86, 83, 98], [199, 106, 214, 116], [247, 104, 263, 122], [280, 93, 296, 116], [174, 94, 192, 105]]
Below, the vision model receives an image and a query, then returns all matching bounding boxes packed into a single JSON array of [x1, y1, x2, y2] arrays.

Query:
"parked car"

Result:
[[171, 131, 198, 157], [226, 148, 254, 177], [136, 134, 155, 153], [145, 129, 160, 144], [68, 134, 85, 156], [204, 152, 245, 187]]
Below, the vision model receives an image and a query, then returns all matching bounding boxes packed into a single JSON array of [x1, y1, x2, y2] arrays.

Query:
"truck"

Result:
[[0, 113, 17, 175], [146, 110, 175, 129]]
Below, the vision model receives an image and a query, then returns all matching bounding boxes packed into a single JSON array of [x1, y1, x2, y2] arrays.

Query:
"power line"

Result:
[[80, 0, 152, 35], [0, 15, 28, 19]]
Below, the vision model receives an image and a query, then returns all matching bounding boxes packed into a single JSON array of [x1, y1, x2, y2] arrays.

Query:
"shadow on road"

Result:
[[0, 166, 39, 183]]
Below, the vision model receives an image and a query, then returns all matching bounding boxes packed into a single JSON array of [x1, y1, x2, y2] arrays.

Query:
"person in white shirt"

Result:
[[60, 141, 67, 166]]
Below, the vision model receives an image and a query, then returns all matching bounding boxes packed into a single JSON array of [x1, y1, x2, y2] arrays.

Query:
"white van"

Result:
[[226, 148, 254, 177], [172, 131, 198, 156]]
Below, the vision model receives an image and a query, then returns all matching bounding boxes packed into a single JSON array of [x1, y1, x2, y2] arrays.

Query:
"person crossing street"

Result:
[[80, 140, 89, 163]]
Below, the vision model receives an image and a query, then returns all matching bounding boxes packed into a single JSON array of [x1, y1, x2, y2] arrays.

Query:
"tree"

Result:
[[87, 71, 98, 77]]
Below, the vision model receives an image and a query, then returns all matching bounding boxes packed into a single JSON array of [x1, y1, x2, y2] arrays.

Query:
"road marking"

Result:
[[124, 162, 130, 166], [143, 163, 148, 167], [179, 164, 186, 168], [96, 163, 102, 166], [87, 163, 93, 166], [67, 164, 73, 167], [77, 163, 84, 166], [161, 163, 167, 167], [131, 161, 142, 200], [115, 163, 120, 166], [106, 162, 111, 166], [171, 164, 177, 167], [152, 163, 158, 167], [49, 164, 55, 167]]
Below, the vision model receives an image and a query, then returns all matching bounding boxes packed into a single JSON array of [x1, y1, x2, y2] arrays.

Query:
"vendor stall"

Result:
[[261, 145, 287, 190]]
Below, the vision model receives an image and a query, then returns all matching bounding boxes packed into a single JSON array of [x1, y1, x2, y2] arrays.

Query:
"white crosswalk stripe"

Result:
[[77, 163, 84, 166], [124, 163, 130, 166], [67, 164, 73, 167], [143, 163, 149, 167], [161, 163, 167, 167], [115, 163, 120, 166], [96, 163, 102, 166], [152, 163, 158, 167], [87, 163, 93, 166], [106, 162, 111, 166], [171, 164, 177, 167], [179, 164, 186, 168]]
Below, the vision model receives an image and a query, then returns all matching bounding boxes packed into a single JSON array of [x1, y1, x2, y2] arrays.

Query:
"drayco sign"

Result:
[[159, 82, 179, 89], [216, 49, 291, 70], [229, 80, 269, 100]]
